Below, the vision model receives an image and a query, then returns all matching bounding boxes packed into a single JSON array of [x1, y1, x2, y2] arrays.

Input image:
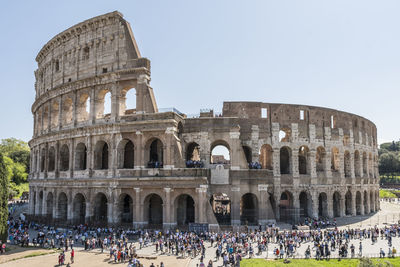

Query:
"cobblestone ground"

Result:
[[3, 201, 400, 267]]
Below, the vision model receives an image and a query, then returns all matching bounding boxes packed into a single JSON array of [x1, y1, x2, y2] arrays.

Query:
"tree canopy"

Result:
[[0, 153, 9, 242]]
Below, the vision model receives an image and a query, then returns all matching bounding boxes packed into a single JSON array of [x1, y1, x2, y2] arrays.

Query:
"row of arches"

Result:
[[32, 191, 196, 226], [35, 87, 136, 134], [35, 138, 164, 173]]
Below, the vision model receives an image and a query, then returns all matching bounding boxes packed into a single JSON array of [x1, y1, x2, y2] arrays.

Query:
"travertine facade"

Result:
[[28, 11, 380, 229]]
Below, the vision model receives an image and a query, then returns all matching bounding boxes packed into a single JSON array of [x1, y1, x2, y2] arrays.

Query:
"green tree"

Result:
[[0, 138, 29, 155], [379, 152, 400, 175], [0, 153, 9, 242]]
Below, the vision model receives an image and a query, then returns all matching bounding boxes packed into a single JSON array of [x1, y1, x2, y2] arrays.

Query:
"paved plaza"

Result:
[[3, 200, 400, 267]]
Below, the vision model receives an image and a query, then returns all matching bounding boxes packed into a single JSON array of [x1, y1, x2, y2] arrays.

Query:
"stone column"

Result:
[[340, 195, 345, 217], [58, 96, 63, 130], [309, 150, 317, 180], [134, 188, 142, 228], [89, 87, 96, 124], [87, 135, 93, 177], [291, 149, 299, 178], [327, 192, 334, 218], [42, 190, 47, 216], [110, 83, 120, 122], [292, 191, 300, 223], [55, 141, 60, 178], [350, 152, 355, 184], [67, 190, 73, 222], [351, 191, 357, 216], [110, 133, 117, 177], [52, 190, 57, 220], [85, 201, 91, 224], [231, 187, 241, 226], [196, 186, 208, 223], [365, 193, 370, 215], [164, 128, 175, 169], [311, 192, 319, 219], [258, 185, 270, 225], [69, 139, 74, 178], [163, 188, 172, 229], [272, 148, 281, 178], [135, 131, 144, 168], [35, 188, 40, 216], [28, 187, 35, 215], [360, 192, 365, 215]]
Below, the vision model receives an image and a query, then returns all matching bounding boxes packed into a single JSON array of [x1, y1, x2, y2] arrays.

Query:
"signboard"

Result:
[[189, 223, 209, 233]]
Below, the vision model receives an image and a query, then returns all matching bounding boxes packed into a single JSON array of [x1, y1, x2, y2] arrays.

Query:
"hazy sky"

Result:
[[0, 1, 399, 145]]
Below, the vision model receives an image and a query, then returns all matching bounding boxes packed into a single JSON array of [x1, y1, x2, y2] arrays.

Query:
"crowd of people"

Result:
[[5, 201, 400, 267]]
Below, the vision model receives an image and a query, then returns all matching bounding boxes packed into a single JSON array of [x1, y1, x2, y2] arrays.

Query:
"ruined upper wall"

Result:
[[34, 11, 142, 98]]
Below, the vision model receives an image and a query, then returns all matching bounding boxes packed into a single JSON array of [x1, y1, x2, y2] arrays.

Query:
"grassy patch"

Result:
[[380, 189, 397, 199], [241, 258, 400, 267]]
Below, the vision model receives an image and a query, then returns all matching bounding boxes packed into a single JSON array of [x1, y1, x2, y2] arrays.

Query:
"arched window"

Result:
[[316, 146, 326, 172], [146, 138, 163, 168], [48, 146, 55, 172], [331, 147, 340, 171], [120, 88, 136, 115], [60, 144, 69, 171], [51, 101, 59, 128], [75, 143, 87, 170], [259, 144, 273, 170], [119, 140, 135, 169], [354, 150, 361, 177], [280, 146, 291, 174], [362, 152, 367, 175], [95, 90, 112, 119], [40, 148, 46, 172], [62, 96, 73, 125], [94, 141, 109, 170], [77, 93, 90, 122], [298, 146, 309, 175], [211, 142, 230, 164]]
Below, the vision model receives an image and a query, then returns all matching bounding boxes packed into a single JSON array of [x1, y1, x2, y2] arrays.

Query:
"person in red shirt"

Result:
[[70, 249, 74, 264]]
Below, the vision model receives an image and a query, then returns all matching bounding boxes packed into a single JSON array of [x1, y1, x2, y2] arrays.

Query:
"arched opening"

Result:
[[211, 142, 230, 164], [57, 192, 68, 221], [51, 101, 59, 128], [279, 191, 293, 222], [60, 144, 69, 171], [298, 146, 309, 175], [144, 194, 163, 226], [94, 193, 108, 223], [331, 147, 340, 172], [186, 142, 201, 167], [147, 138, 163, 168], [318, 193, 328, 218], [280, 146, 291, 174], [368, 153, 373, 177], [316, 146, 326, 172], [123, 140, 134, 168], [75, 143, 87, 170], [62, 96, 73, 125], [46, 192, 53, 218], [370, 191, 374, 213], [119, 194, 133, 224], [48, 146, 55, 172], [210, 193, 231, 225], [103, 92, 111, 116], [40, 148, 46, 172], [242, 146, 252, 165], [94, 141, 109, 170], [354, 150, 361, 177], [345, 191, 352, 216], [42, 106, 49, 131], [259, 144, 273, 170], [362, 152, 367, 176], [299, 191, 311, 219], [364, 191, 368, 214], [95, 89, 111, 119], [344, 151, 351, 178], [38, 191, 43, 215], [77, 93, 90, 122], [175, 194, 195, 226], [333, 191, 341, 217], [356, 191, 362, 215], [122, 88, 136, 115], [73, 193, 86, 224], [279, 128, 291, 142], [240, 193, 258, 225]]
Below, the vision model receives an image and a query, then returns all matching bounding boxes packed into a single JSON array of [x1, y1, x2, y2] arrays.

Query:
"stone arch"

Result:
[[93, 192, 108, 223], [331, 147, 340, 172], [117, 139, 134, 169], [118, 193, 133, 223], [95, 89, 112, 119], [354, 150, 361, 177], [279, 191, 294, 222], [51, 100, 59, 128], [344, 151, 351, 178], [345, 190, 352, 215], [146, 138, 164, 168], [57, 192, 68, 221], [316, 146, 326, 172], [356, 191, 362, 215], [298, 146, 310, 175], [318, 192, 328, 218], [38, 190, 43, 215], [75, 143, 87, 170], [120, 87, 137, 115], [240, 193, 258, 225], [62, 96, 73, 125], [260, 144, 273, 170], [42, 106, 49, 131], [46, 192, 53, 218], [299, 191, 312, 218], [144, 193, 163, 226], [73, 193, 86, 224], [363, 191, 368, 214], [362, 151, 367, 176], [210, 140, 230, 164], [186, 142, 200, 161], [59, 144, 69, 171], [40, 148, 46, 172], [48, 146, 55, 172], [280, 146, 291, 174], [174, 194, 195, 226], [210, 193, 231, 225], [333, 191, 341, 217], [94, 140, 109, 170], [77, 92, 90, 122]]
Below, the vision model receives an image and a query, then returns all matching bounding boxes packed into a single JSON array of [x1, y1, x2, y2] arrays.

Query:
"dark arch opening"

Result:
[[94, 141, 109, 170], [345, 191, 352, 215], [299, 191, 311, 218], [120, 194, 133, 223], [73, 193, 86, 224], [46, 192, 53, 218], [240, 193, 258, 225], [94, 193, 108, 223], [176, 194, 195, 226], [148, 139, 163, 168], [57, 192, 68, 221], [60, 145, 69, 171], [279, 191, 293, 222], [123, 141, 135, 169], [318, 193, 328, 218], [333, 192, 341, 217], [75, 143, 87, 170], [280, 147, 291, 174], [48, 147, 55, 172]]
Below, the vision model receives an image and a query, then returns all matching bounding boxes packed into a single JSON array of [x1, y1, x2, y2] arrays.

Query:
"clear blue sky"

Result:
[[0, 0, 399, 145]]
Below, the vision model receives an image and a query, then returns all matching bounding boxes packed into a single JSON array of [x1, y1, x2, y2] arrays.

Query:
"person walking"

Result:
[[70, 248, 74, 264]]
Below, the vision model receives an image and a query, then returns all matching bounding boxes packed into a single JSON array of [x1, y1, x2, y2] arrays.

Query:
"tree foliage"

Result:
[[0, 153, 9, 242], [379, 141, 400, 179]]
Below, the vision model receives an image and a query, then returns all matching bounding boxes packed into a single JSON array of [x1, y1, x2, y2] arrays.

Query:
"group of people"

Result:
[[185, 160, 204, 168]]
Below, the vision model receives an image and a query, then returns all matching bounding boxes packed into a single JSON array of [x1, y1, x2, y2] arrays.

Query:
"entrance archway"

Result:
[[279, 191, 294, 222], [345, 191, 352, 215], [119, 194, 133, 223], [46, 192, 53, 219], [57, 192, 68, 221], [210, 193, 231, 225], [318, 192, 328, 218], [144, 194, 163, 226], [73, 193, 86, 224], [240, 193, 258, 225], [175, 194, 195, 226], [299, 191, 311, 218], [94, 193, 108, 223], [333, 191, 341, 217], [356, 191, 362, 215]]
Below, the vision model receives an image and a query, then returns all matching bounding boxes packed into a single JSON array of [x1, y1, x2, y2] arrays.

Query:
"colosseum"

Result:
[[28, 11, 380, 230]]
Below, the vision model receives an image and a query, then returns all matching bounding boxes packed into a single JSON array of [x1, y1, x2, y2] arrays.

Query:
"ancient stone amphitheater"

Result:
[[28, 11, 380, 229]]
